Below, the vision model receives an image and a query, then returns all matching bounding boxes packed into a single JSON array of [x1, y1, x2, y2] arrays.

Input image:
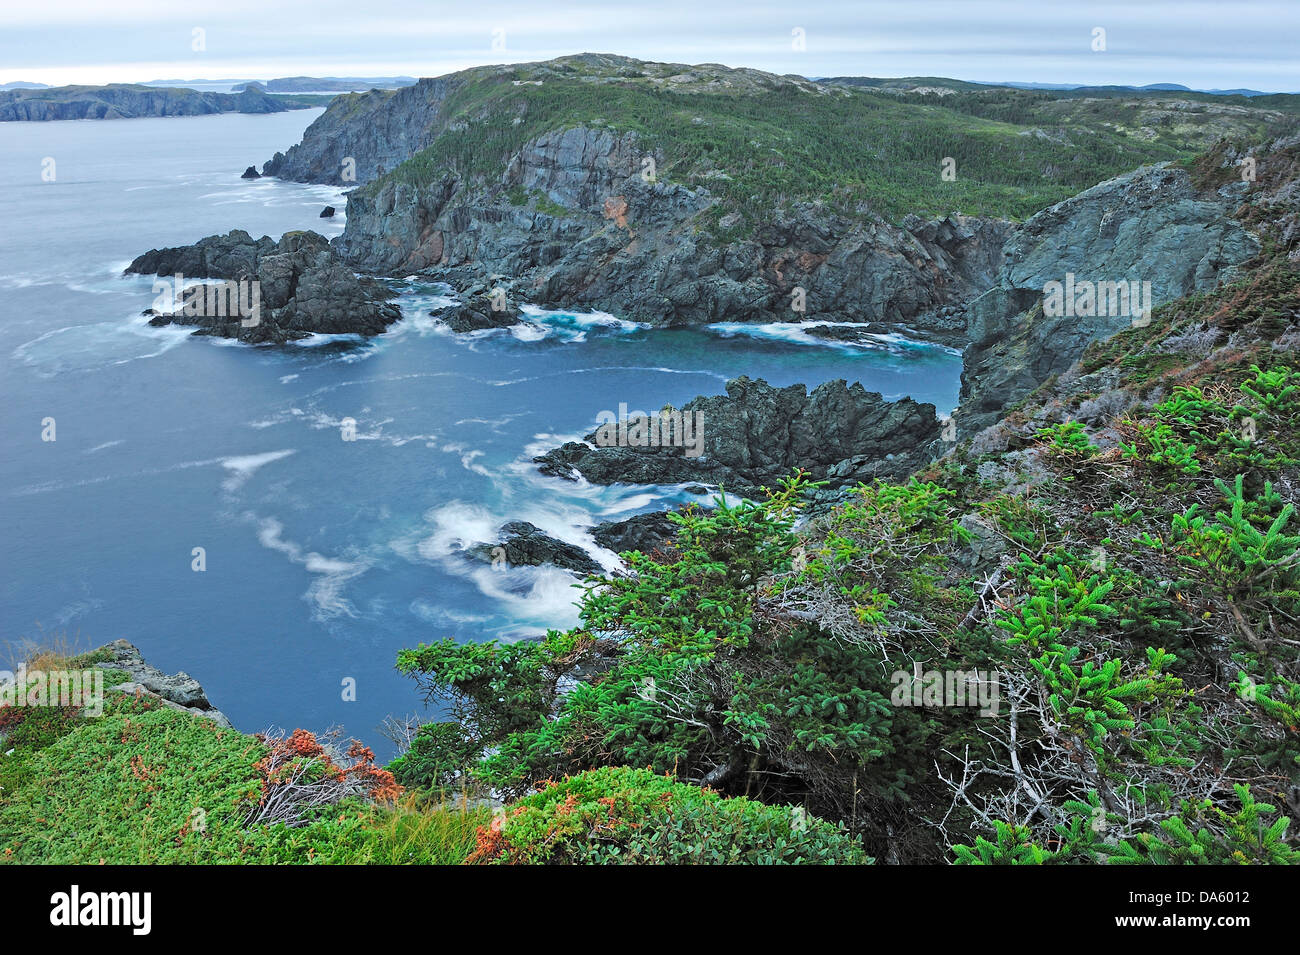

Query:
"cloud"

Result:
[[2, 0, 1297, 91]]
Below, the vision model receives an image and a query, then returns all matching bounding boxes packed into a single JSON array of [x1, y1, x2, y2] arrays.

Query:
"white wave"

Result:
[[414, 501, 504, 562], [279, 374, 299, 384], [453, 412, 528, 432], [268, 406, 441, 447], [463, 564, 585, 629], [706, 320, 959, 355], [253, 514, 369, 620], [404, 500, 592, 626], [509, 322, 551, 342], [408, 600, 490, 628], [289, 332, 365, 347], [10, 313, 194, 375], [10, 453, 226, 497], [520, 304, 643, 332], [440, 443, 491, 475], [84, 440, 124, 455], [220, 449, 296, 491]]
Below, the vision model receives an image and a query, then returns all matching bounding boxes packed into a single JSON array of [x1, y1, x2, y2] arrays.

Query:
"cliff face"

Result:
[[0, 84, 297, 121], [334, 124, 1010, 339], [256, 56, 1295, 343], [263, 79, 458, 183], [956, 163, 1260, 432]]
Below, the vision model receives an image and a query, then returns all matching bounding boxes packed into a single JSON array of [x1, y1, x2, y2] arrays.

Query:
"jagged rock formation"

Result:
[[126, 229, 400, 344], [591, 511, 679, 555], [332, 131, 1008, 341], [435, 284, 524, 332], [956, 163, 1260, 432], [534, 376, 941, 499], [258, 55, 1293, 342], [260, 55, 1020, 341], [0, 84, 299, 121], [263, 79, 453, 184], [466, 521, 603, 575], [95, 639, 232, 728]]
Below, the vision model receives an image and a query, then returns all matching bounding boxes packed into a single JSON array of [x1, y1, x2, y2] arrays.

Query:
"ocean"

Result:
[[0, 108, 962, 755]]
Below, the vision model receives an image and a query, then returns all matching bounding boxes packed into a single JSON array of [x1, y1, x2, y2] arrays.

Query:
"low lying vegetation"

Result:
[[393, 260, 1299, 864]]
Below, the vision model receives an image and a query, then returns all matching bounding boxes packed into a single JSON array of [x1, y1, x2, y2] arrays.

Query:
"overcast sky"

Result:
[[2, 0, 1296, 91]]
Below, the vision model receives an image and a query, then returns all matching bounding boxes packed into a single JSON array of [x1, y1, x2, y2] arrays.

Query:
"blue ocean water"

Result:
[[0, 109, 962, 755]]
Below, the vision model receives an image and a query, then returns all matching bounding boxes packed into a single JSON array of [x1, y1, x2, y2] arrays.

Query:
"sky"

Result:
[[1, 0, 1297, 92]]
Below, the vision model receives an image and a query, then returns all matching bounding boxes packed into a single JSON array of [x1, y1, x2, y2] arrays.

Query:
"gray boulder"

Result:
[[94, 639, 232, 728], [591, 511, 680, 555]]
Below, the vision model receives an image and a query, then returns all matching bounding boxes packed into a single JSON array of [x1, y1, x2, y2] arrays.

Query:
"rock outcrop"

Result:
[[434, 284, 524, 332], [466, 521, 603, 575], [591, 511, 679, 555], [261, 56, 1010, 342], [94, 639, 232, 728], [263, 79, 456, 184], [534, 376, 942, 499], [126, 229, 401, 344], [241, 165, 262, 179], [956, 163, 1259, 433]]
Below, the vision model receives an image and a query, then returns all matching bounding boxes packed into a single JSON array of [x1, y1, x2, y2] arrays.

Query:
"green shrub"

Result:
[[468, 767, 870, 865]]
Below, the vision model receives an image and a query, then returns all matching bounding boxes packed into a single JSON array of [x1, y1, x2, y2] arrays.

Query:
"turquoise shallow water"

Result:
[[0, 109, 961, 755]]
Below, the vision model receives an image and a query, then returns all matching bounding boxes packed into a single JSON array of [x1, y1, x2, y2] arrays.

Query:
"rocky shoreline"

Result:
[[0, 83, 306, 122]]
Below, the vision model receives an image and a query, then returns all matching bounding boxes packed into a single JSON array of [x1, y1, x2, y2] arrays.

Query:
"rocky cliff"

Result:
[[263, 79, 458, 183], [259, 56, 1295, 345], [955, 162, 1260, 432], [335, 124, 1011, 339], [272, 54, 1291, 342]]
